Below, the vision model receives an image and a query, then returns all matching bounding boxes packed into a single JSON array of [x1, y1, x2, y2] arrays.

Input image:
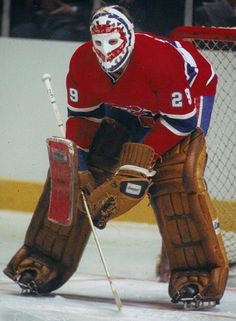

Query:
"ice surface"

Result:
[[0, 211, 236, 321]]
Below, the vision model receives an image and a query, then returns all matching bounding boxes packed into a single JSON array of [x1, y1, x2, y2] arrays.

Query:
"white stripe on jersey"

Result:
[[80, 116, 103, 123], [172, 41, 198, 86], [206, 65, 215, 86], [197, 96, 204, 128], [137, 32, 167, 44], [68, 104, 102, 112], [76, 145, 89, 152], [160, 118, 192, 136], [67, 115, 102, 123], [160, 108, 196, 119]]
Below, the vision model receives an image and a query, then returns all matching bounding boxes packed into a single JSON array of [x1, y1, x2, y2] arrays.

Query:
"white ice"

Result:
[[0, 211, 236, 321]]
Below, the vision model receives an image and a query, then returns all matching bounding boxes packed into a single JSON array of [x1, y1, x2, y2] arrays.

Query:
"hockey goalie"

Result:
[[4, 5, 228, 310]]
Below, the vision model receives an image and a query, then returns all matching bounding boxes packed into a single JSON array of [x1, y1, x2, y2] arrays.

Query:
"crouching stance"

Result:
[[4, 4, 228, 309], [4, 128, 228, 308], [3, 120, 155, 294]]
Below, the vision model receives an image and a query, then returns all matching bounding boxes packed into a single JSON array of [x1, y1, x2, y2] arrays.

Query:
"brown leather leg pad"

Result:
[[149, 128, 228, 301]]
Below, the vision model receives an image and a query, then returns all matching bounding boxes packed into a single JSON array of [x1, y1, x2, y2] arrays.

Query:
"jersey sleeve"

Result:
[[65, 50, 104, 151], [144, 41, 198, 156]]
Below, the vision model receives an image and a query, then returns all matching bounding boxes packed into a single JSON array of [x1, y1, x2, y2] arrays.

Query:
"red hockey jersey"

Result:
[[66, 33, 216, 158]]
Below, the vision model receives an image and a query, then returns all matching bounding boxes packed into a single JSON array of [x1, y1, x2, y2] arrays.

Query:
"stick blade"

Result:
[[113, 288, 123, 310]]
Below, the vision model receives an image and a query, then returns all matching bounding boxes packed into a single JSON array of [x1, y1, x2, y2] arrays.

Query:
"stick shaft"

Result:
[[42, 73, 122, 310], [81, 191, 122, 310], [42, 74, 65, 137]]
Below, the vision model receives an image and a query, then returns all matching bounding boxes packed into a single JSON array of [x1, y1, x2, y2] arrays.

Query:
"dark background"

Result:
[[0, 0, 235, 41]]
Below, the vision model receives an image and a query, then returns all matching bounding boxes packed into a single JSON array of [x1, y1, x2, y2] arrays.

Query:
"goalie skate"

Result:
[[172, 284, 217, 310], [47, 136, 76, 226], [16, 271, 39, 295]]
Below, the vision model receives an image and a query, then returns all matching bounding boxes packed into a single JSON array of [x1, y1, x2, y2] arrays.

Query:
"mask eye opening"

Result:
[[109, 39, 119, 45], [94, 40, 102, 46]]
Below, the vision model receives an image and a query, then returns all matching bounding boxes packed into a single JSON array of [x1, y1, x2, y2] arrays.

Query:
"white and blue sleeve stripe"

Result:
[[160, 108, 197, 136], [67, 103, 105, 122]]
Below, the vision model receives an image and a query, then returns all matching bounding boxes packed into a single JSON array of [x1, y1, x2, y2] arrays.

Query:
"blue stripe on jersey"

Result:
[[67, 104, 105, 119], [186, 63, 198, 86], [104, 104, 140, 134], [77, 148, 88, 171], [199, 96, 215, 135], [162, 114, 197, 134], [104, 104, 150, 142], [170, 41, 198, 86]]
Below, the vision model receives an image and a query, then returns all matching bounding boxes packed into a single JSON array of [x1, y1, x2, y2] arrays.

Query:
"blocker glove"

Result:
[[85, 143, 156, 229]]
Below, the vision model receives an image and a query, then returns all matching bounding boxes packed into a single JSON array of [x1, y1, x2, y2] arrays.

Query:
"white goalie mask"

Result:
[[90, 6, 135, 73]]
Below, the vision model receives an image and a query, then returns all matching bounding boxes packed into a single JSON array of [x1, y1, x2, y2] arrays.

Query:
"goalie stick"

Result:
[[42, 73, 122, 311], [42, 73, 65, 137], [81, 191, 122, 310]]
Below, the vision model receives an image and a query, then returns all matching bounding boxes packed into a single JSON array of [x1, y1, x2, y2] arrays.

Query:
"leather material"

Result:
[[149, 128, 228, 302], [3, 118, 131, 293], [86, 143, 155, 229], [4, 152, 92, 293]]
